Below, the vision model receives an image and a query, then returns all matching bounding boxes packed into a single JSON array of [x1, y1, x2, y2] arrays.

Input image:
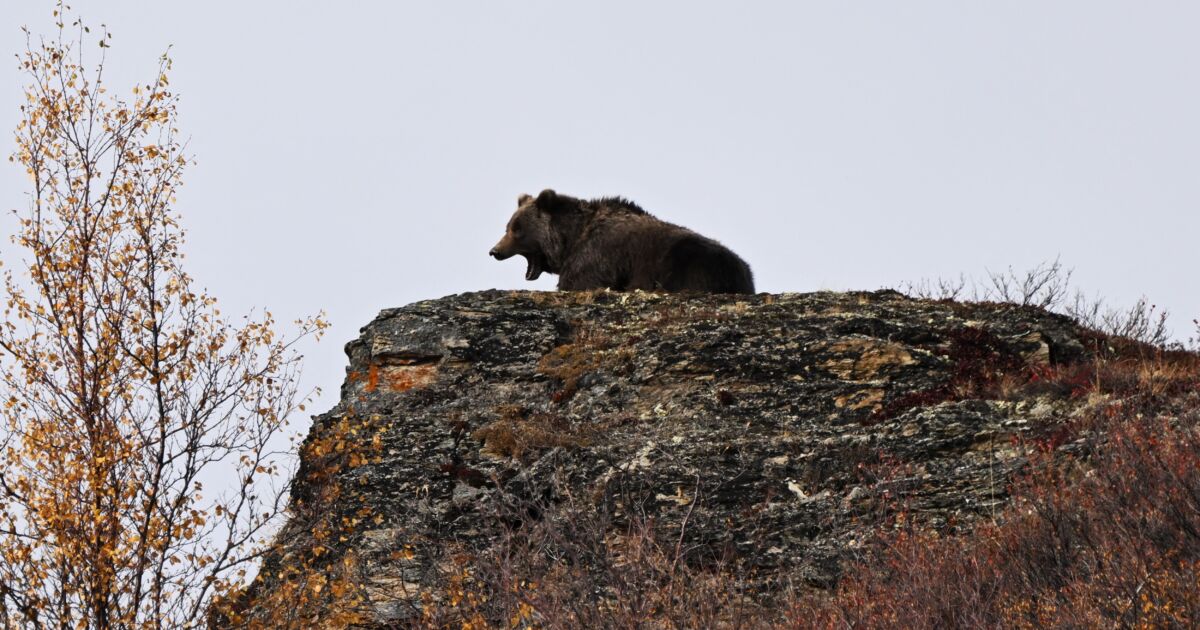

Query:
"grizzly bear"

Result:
[[489, 189, 755, 294]]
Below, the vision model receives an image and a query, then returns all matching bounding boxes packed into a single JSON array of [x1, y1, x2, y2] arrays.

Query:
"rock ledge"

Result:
[[241, 290, 1092, 624]]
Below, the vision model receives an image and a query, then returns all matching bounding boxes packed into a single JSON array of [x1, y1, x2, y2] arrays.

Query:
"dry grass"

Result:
[[472, 405, 592, 461], [537, 324, 636, 401]]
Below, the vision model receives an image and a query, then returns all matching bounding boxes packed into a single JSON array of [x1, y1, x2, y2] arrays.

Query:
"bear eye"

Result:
[[512, 221, 523, 235]]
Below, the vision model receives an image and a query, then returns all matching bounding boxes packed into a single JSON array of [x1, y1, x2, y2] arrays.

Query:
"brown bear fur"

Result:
[[489, 189, 755, 294]]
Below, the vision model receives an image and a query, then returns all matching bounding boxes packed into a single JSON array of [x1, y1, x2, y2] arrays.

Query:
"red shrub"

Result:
[[794, 394, 1200, 629]]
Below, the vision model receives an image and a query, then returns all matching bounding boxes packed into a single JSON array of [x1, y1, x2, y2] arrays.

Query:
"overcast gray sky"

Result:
[[3, 2, 1198, 416]]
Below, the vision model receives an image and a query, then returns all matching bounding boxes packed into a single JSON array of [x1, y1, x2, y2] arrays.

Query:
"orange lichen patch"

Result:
[[360, 362, 439, 393], [383, 364, 439, 392], [822, 338, 916, 381], [835, 388, 886, 412], [364, 364, 381, 392]]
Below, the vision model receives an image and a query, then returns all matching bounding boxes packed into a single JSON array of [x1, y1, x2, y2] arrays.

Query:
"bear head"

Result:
[[489, 189, 572, 281]]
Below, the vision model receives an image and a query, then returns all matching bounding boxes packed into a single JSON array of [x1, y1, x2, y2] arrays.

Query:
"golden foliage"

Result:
[[0, 5, 327, 628], [211, 411, 389, 628]]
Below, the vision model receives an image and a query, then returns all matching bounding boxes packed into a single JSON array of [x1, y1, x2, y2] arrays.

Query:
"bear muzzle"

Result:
[[489, 237, 515, 260]]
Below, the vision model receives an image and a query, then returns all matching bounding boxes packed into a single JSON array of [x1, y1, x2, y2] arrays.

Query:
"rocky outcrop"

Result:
[[238, 290, 1095, 625]]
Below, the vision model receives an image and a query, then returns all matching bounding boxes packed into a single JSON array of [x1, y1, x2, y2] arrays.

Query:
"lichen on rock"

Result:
[[226, 289, 1095, 625]]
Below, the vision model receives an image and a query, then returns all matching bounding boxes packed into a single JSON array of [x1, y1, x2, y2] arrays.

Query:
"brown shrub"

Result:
[[419, 481, 779, 629]]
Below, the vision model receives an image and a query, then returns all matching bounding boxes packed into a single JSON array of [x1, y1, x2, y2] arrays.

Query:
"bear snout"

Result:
[[489, 246, 512, 260]]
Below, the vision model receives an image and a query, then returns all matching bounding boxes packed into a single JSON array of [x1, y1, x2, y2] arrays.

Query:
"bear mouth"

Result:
[[522, 254, 544, 281]]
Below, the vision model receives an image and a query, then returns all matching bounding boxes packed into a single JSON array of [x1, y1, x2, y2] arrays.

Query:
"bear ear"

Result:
[[517, 193, 533, 206], [535, 189, 563, 212]]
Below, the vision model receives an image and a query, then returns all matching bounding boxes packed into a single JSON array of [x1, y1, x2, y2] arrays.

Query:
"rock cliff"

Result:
[[230, 290, 1098, 626]]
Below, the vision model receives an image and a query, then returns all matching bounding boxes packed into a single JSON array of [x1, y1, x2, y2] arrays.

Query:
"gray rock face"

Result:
[[244, 290, 1091, 624]]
